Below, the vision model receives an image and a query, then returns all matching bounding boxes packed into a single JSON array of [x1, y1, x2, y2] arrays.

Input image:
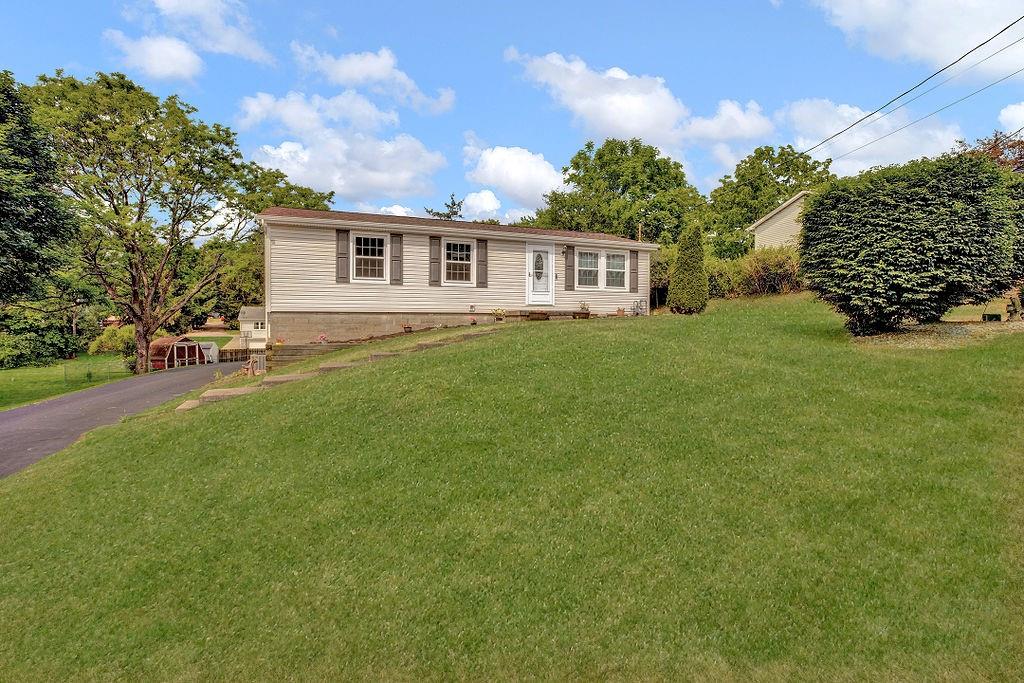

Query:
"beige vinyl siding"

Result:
[[268, 223, 649, 315], [753, 197, 805, 249]]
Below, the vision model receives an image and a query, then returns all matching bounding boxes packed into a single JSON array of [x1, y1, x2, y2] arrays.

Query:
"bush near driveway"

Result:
[[801, 154, 1018, 335]]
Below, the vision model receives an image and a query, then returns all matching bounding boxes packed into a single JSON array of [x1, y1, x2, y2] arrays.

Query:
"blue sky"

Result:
[[5, 1, 1024, 221]]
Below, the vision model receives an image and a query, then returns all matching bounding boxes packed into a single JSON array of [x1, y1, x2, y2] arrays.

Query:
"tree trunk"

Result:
[[134, 324, 151, 375]]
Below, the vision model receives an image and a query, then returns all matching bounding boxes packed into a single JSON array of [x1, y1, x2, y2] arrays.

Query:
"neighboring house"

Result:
[[258, 207, 658, 343], [238, 305, 268, 349], [748, 190, 809, 249]]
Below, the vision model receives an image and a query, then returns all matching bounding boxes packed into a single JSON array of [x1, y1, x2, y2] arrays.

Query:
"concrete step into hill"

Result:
[[199, 387, 262, 403], [261, 373, 315, 386], [319, 361, 364, 373]]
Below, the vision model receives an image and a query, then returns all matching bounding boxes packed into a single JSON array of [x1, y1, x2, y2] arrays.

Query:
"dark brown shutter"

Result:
[[428, 236, 441, 286], [629, 250, 639, 293], [564, 245, 575, 292], [336, 229, 350, 283], [475, 239, 488, 288], [390, 234, 403, 284]]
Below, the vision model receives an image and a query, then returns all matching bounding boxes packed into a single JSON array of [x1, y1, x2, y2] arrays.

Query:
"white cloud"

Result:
[[681, 100, 774, 141], [507, 47, 689, 147], [380, 204, 415, 216], [152, 0, 273, 64], [463, 135, 566, 209], [462, 190, 501, 220], [781, 98, 961, 176], [292, 42, 455, 113], [710, 142, 742, 170], [811, 1, 1024, 79], [508, 48, 776, 152], [103, 30, 203, 80], [239, 91, 398, 133], [503, 208, 533, 224], [241, 92, 445, 201], [998, 102, 1024, 132]]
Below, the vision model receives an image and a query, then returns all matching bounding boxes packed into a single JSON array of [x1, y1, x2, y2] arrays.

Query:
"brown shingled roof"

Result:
[[259, 206, 649, 245]]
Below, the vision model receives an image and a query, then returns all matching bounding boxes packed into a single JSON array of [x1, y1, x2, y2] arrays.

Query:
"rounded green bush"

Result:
[[801, 154, 1018, 335]]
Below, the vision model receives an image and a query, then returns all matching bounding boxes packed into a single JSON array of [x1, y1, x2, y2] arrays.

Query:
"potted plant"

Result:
[[402, 323, 413, 333], [573, 302, 591, 320], [616, 307, 626, 317], [470, 316, 478, 326], [491, 308, 506, 322], [316, 333, 328, 344]]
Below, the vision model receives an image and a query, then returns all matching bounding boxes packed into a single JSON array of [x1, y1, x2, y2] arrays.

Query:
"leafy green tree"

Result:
[[667, 224, 708, 314], [531, 138, 705, 242], [801, 153, 1017, 335], [425, 193, 464, 220], [202, 166, 332, 327], [25, 71, 323, 372], [707, 145, 834, 258], [0, 70, 75, 306]]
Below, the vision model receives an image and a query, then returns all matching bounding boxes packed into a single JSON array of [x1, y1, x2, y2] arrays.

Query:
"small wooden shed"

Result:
[[149, 335, 209, 371]]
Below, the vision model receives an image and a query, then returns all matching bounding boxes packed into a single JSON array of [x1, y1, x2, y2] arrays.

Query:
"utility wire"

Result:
[[816, 33, 1024, 157], [834, 64, 1024, 160], [802, 13, 1024, 155]]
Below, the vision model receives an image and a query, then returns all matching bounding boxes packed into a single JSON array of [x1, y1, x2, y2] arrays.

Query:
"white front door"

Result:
[[526, 244, 554, 305]]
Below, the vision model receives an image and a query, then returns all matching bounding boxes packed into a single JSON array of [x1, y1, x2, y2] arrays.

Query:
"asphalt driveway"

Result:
[[0, 362, 241, 478]]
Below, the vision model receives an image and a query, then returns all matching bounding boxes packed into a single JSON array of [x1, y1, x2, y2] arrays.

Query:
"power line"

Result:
[[802, 13, 1024, 156], [817, 33, 1024, 156], [834, 64, 1024, 161]]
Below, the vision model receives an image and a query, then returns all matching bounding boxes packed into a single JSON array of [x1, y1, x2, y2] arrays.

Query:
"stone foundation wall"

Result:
[[268, 311, 493, 344]]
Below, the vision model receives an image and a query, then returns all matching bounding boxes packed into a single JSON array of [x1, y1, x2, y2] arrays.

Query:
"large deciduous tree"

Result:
[[529, 138, 705, 242], [0, 70, 75, 306], [707, 145, 834, 259], [26, 71, 328, 372]]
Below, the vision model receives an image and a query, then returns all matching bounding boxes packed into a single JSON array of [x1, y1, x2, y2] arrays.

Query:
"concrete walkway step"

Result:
[[462, 329, 500, 340], [199, 386, 262, 403], [415, 340, 455, 350], [319, 361, 363, 373], [175, 399, 203, 412], [368, 352, 403, 362], [261, 374, 315, 386]]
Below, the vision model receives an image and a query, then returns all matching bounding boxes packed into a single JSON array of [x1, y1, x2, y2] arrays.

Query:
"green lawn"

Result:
[[188, 335, 235, 348], [0, 353, 131, 411], [1, 295, 1023, 679]]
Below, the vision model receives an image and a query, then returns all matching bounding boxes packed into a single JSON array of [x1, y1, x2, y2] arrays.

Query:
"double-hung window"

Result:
[[353, 235, 386, 280], [577, 250, 599, 287], [253, 321, 266, 331], [444, 240, 472, 283], [605, 252, 627, 288]]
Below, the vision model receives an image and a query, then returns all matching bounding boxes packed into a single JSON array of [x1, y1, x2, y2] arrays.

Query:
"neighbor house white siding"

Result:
[[267, 222, 650, 315], [752, 194, 806, 249]]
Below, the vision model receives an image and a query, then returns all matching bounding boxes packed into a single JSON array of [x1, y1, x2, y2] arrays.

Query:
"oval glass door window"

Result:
[[534, 253, 544, 281]]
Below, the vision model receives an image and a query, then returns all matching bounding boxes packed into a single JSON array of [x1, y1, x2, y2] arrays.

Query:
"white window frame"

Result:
[[604, 250, 628, 289], [351, 232, 389, 283], [253, 320, 266, 331], [575, 249, 600, 289], [442, 238, 475, 286]]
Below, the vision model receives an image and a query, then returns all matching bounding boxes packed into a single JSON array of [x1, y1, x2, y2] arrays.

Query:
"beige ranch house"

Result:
[[259, 207, 658, 343]]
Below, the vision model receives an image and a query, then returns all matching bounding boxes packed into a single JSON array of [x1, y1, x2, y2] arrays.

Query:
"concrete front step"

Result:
[[199, 386, 262, 402], [319, 361, 363, 373], [415, 341, 454, 350], [368, 351, 403, 362], [462, 330, 500, 340], [261, 374, 314, 386], [175, 399, 203, 412]]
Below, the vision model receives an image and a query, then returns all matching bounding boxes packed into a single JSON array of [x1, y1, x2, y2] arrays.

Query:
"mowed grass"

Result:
[[0, 353, 130, 411], [1, 294, 1023, 680]]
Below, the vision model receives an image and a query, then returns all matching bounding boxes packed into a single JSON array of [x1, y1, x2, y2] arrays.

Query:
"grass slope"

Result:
[[0, 353, 130, 411], [1, 295, 1023, 680]]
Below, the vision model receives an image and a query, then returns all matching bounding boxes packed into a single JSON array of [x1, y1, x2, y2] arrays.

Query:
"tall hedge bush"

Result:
[[801, 154, 1018, 335], [667, 225, 709, 314]]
